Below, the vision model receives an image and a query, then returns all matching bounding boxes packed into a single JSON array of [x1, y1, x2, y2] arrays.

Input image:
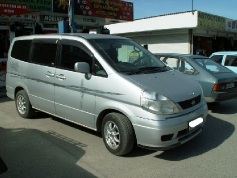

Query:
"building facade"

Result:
[[106, 11, 237, 56], [0, 0, 133, 87], [0, 0, 133, 56]]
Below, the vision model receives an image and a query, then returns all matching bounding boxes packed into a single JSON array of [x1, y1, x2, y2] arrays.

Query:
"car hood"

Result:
[[127, 70, 202, 103]]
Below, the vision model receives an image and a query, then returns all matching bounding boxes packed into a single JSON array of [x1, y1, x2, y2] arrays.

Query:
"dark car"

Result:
[[155, 53, 237, 103]]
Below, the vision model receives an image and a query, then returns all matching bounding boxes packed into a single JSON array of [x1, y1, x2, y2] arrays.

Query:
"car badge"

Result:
[[191, 100, 196, 105], [188, 92, 195, 96]]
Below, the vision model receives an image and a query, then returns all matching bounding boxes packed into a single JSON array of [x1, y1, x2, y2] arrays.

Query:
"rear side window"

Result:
[[11, 40, 32, 62], [31, 42, 57, 66], [210, 55, 223, 64], [224, 55, 237, 66]]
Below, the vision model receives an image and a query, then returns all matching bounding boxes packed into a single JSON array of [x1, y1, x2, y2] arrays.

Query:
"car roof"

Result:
[[61, 33, 128, 40], [13, 33, 128, 41], [211, 51, 237, 55], [154, 53, 209, 59]]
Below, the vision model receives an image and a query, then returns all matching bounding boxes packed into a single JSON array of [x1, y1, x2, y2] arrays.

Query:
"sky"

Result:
[[130, 0, 237, 20]]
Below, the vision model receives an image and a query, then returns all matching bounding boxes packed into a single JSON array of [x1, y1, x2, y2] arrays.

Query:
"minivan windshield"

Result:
[[89, 38, 167, 74]]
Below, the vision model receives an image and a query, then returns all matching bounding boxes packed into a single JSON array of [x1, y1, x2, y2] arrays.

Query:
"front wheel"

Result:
[[15, 90, 34, 118], [102, 113, 135, 156]]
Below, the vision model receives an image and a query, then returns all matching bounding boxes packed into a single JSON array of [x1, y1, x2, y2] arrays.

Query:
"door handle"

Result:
[[45, 71, 55, 77], [56, 74, 66, 80]]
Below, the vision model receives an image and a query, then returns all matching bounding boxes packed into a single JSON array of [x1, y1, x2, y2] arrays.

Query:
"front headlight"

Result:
[[141, 90, 180, 115]]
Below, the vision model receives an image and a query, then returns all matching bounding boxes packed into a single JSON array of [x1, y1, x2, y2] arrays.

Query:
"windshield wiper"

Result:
[[126, 66, 168, 75]]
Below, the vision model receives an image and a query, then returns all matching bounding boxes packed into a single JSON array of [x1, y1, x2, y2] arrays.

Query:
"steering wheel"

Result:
[[132, 56, 144, 66]]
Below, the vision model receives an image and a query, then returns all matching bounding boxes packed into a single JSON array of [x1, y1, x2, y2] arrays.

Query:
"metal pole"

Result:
[[69, 0, 75, 33], [192, 0, 194, 13]]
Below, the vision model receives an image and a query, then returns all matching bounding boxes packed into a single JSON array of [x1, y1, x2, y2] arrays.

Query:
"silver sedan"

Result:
[[155, 53, 237, 103]]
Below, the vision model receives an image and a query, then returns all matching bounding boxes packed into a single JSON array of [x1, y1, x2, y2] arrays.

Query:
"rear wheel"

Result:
[[102, 113, 135, 156], [15, 90, 34, 118]]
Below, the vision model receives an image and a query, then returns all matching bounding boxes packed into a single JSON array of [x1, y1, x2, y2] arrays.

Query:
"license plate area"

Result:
[[226, 83, 235, 89], [189, 117, 203, 131]]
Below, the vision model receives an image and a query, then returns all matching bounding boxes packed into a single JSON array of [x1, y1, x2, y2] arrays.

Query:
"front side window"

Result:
[[59, 44, 92, 70], [224, 55, 237, 66], [59, 43, 107, 77], [210, 55, 223, 64], [31, 43, 57, 66], [89, 39, 167, 75], [180, 59, 196, 75]]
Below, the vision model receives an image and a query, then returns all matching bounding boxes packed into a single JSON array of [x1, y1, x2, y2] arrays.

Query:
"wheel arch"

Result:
[[96, 109, 136, 138], [14, 86, 28, 98], [14, 86, 33, 106], [96, 109, 124, 133]]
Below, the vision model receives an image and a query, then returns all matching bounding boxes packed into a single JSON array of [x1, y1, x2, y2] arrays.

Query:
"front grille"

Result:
[[177, 128, 188, 138], [178, 95, 201, 110], [178, 127, 202, 143]]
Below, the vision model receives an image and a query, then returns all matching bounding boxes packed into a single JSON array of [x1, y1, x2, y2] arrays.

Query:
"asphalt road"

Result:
[[0, 96, 237, 178]]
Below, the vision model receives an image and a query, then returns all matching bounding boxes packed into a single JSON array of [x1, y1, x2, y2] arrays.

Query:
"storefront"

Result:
[[106, 11, 237, 56], [0, 0, 133, 67], [0, 0, 133, 87], [193, 11, 237, 56]]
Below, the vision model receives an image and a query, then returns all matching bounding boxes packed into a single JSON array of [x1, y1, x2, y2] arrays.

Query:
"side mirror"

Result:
[[74, 62, 90, 74]]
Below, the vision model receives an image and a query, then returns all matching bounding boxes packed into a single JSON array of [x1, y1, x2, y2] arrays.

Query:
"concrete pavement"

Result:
[[1, 90, 237, 177]]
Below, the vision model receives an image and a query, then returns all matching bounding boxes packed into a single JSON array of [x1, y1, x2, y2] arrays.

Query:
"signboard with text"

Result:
[[53, 0, 133, 21], [0, 14, 40, 27], [0, 0, 51, 16], [226, 19, 237, 33], [198, 11, 226, 31], [0, 0, 133, 26], [41, 15, 64, 22]]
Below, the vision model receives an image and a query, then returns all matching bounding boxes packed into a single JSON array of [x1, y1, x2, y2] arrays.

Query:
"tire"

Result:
[[15, 90, 34, 118], [102, 113, 135, 156], [207, 101, 220, 108]]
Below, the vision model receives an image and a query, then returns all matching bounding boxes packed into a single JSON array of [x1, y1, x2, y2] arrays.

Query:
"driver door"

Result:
[[54, 39, 96, 128]]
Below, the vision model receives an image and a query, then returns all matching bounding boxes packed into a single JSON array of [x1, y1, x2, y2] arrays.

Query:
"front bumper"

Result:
[[132, 103, 208, 150], [206, 90, 237, 103]]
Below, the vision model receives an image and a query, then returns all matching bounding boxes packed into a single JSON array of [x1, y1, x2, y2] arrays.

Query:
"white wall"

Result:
[[106, 11, 198, 34], [133, 33, 190, 54]]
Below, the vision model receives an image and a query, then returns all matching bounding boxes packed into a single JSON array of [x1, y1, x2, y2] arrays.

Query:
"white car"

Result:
[[210, 51, 237, 74]]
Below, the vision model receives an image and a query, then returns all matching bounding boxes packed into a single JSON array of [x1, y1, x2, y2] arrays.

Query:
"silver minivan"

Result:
[[6, 33, 208, 156]]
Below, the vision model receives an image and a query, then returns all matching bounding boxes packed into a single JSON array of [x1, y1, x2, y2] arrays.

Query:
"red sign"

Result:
[[0, 2, 37, 16], [76, 0, 133, 21], [53, 0, 134, 21]]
